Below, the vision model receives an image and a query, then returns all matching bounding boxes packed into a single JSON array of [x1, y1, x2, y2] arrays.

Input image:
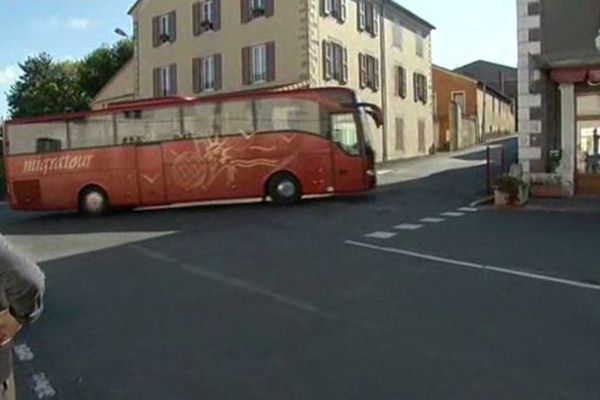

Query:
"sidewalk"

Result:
[[522, 197, 600, 214], [376, 136, 516, 186]]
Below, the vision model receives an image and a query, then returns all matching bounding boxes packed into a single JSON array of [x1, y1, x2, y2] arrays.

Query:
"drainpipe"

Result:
[[379, 1, 389, 161]]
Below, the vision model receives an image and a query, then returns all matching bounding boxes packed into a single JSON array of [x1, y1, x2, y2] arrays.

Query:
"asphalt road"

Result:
[[4, 137, 600, 400]]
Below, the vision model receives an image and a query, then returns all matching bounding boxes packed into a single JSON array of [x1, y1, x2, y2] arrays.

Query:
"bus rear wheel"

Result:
[[267, 173, 302, 206], [79, 186, 109, 216]]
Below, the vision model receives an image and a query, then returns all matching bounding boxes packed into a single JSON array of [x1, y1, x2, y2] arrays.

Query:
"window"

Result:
[[393, 18, 403, 48], [452, 91, 465, 112], [243, 43, 275, 85], [153, 64, 178, 97], [193, 54, 222, 93], [255, 98, 324, 135], [357, 0, 378, 37], [116, 107, 181, 143], [416, 32, 424, 57], [153, 11, 176, 46], [396, 66, 407, 98], [220, 100, 254, 136], [323, 0, 347, 23], [8, 122, 68, 155], [395, 117, 404, 152], [36, 138, 62, 153], [241, 0, 274, 23], [182, 103, 219, 138], [413, 73, 427, 104], [359, 53, 379, 92], [193, 0, 221, 34], [69, 115, 115, 149], [323, 41, 348, 84], [331, 113, 360, 155]]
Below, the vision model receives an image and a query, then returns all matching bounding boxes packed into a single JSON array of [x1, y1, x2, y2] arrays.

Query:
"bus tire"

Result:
[[79, 186, 109, 216], [267, 173, 302, 206]]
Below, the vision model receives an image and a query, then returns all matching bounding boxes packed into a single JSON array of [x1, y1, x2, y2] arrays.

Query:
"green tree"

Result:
[[78, 39, 134, 99], [7, 53, 89, 118]]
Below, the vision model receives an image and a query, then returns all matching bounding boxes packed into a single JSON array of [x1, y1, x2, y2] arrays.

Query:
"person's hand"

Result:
[[0, 309, 22, 347]]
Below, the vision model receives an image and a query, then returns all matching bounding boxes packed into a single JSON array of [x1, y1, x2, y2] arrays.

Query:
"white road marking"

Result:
[[13, 343, 34, 361], [32, 373, 56, 398], [458, 207, 478, 212], [394, 224, 423, 231], [420, 217, 445, 224], [440, 212, 465, 218], [365, 232, 397, 239], [345, 240, 600, 293]]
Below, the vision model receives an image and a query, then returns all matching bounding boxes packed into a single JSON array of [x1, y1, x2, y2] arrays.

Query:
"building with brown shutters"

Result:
[[432, 66, 515, 151], [93, 0, 435, 161]]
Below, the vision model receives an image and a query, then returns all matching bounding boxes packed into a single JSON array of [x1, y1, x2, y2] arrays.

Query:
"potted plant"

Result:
[[529, 174, 568, 198], [494, 175, 529, 206]]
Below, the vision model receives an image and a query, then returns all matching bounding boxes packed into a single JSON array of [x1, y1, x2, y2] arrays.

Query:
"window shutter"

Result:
[[152, 16, 160, 47], [266, 0, 275, 17], [323, 40, 332, 81], [322, 0, 330, 16], [193, 3, 201, 35], [341, 47, 348, 84], [153, 67, 161, 97], [213, 0, 221, 30], [413, 73, 419, 102], [242, 47, 251, 85], [395, 118, 404, 152], [193, 58, 202, 93], [372, 5, 379, 37], [422, 75, 428, 104], [241, 0, 250, 23], [373, 58, 379, 91], [358, 0, 365, 31], [214, 54, 223, 90], [359, 53, 366, 89], [266, 42, 276, 82], [339, 0, 347, 22], [170, 64, 178, 95], [169, 11, 177, 42]]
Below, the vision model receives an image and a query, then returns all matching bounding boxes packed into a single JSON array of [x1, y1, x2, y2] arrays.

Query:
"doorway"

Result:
[[575, 91, 600, 195]]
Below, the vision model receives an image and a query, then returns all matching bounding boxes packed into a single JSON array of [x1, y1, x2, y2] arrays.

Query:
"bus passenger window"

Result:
[[36, 138, 62, 153], [331, 113, 360, 156]]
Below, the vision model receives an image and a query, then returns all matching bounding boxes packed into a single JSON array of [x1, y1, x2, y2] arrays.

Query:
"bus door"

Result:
[[136, 143, 167, 206], [330, 112, 367, 193]]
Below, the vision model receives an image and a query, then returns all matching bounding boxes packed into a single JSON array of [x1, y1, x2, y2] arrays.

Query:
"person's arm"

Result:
[[0, 236, 45, 325]]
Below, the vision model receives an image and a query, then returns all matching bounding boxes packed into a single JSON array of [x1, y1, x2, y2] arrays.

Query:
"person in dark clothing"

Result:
[[0, 235, 45, 400]]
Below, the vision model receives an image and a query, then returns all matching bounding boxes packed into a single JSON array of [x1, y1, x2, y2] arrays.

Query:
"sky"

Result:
[[0, 0, 517, 119]]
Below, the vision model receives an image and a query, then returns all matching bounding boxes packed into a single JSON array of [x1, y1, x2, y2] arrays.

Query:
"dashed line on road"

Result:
[[458, 207, 478, 212], [420, 217, 445, 224], [32, 373, 56, 398], [345, 240, 600, 293], [13, 343, 34, 361], [394, 224, 423, 231], [440, 212, 465, 218], [365, 232, 397, 239]]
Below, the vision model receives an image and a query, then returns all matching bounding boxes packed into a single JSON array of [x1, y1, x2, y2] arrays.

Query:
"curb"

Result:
[[469, 195, 494, 208]]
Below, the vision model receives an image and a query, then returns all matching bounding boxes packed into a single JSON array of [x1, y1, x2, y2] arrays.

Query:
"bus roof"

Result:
[[5, 86, 356, 126]]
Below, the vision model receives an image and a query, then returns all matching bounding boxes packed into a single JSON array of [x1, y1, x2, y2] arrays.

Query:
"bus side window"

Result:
[[220, 100, 254, 137], [255, 98, 323, 136], [69, 114, 116, 149], [36, 138, 62, 153], [331, 113, 360, 156], [182, 103, 219, 139]]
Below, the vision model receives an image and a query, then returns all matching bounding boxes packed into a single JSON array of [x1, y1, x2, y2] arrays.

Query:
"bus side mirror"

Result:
[[354, 102, 383, 128], [366, 110, 383, 128]]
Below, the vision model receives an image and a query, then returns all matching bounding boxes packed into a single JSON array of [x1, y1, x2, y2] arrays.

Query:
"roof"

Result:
[[386, 0, 436, 31], [454, 60, 517, 99], [434, 65, 513, 104], [127, 0, 143, 15]]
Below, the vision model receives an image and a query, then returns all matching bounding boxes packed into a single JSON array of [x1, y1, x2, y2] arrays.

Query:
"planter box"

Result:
[[494, 185, 529, 207], [530, 185, 569, 198]]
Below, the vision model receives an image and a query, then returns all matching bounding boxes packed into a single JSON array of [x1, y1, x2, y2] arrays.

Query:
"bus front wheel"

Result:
[[79, 186, 109, 216], [267, 173, 302, 206]]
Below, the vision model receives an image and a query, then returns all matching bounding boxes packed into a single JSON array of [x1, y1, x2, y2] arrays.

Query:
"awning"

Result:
[[551, 67, 600, 84]]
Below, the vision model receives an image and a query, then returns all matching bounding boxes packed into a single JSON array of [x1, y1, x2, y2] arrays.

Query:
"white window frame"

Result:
[[161, 66, 172, 96], [201, 0, 213, 23], [202, 55, 216, 91], [393, 18, 403, 49], [359, 0, 366, 29], [160, 14, 170, 38], [251, 44, 267, 84], [252, 0, 267, 11], [451, 90, 466, 113], [416, 32, 424, 58]]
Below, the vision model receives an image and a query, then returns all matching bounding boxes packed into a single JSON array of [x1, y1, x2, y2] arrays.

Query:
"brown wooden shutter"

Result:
[[413, 72, 419, 102], [374, 58, 379, 91], [153, 67, 161, 97], [241, 0, 250, 23], [214, 54, 223, 90], [193, 3, 201, 35], [357, 1, 365, 31], [152, 16, 160, 47], [422, 75, 428, 103], [266, 0, 274, 17], [170, 64, 178, 95], [169, 11, 177, 42], [359, 53, 366, 89], [242, 47, 251, 85], [401, 68, 407, 98], [341, 47, 348, 84], [213, 0, 222, 30], [339, 0, 347, 22], [322, 0, 329, 16], [322, 41, 331, 81], [193, 58, 202, 93], [266, 42, 276, 82]]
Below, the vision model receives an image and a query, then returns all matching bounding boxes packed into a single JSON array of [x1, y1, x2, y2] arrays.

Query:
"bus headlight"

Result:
[[366, 169, 375, 177]]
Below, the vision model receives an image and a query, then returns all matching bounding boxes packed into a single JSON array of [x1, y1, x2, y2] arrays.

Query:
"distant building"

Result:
[[94, 0, 437, 162], [517, 0, 600, 195], [432, 66, 515, 151], [454, 60, 517, 104]]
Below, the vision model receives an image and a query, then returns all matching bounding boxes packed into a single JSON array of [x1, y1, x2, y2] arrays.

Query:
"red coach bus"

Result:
[[2, 87, 381, 215]]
